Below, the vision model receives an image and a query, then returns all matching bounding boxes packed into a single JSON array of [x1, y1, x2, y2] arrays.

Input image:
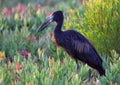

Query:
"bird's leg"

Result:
[[85, 69, 92, 83], [68, 60, 79, 82], [88, 69, 92, 81], [76, 60, 79, 73]]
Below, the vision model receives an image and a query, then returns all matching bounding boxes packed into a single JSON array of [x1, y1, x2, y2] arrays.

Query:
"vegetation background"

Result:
[[0, 0, 120, 85]]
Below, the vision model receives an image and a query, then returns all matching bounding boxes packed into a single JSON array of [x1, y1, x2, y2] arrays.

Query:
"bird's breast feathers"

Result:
[[52, 32, 60, 46]]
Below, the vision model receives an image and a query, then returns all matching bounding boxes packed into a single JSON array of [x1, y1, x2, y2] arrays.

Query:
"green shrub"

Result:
[[0, 1, 120, 84], [83, 0, 120, 55]]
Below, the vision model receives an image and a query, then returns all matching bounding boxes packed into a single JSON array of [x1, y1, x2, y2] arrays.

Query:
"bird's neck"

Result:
[[54, 21, 63, 34], [54, 21, 63, 46]]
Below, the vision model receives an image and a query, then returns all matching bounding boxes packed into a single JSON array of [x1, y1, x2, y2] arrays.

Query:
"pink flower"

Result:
[[96, 79, 100, 85], [18, 4, 24, 13], [37, 5, 41, 10], [18, 50, 29, 59], [45, 12, 52, 17], [28, 36, 37, 42], [2, 7, 9, 15]]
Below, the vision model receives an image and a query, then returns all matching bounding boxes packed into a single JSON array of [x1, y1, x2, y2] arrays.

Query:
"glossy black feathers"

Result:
[[38, 10, 105, 76], [56, 30, 105, 76]]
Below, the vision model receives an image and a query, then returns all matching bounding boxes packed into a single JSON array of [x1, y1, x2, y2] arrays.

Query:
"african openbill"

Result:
[[38, 10, 105, 76]]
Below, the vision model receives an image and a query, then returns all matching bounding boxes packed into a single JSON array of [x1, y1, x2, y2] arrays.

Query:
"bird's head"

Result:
[[38, 10, 63, 32]]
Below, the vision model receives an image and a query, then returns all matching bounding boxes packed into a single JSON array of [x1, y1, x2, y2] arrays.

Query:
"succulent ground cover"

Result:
[[0, 0, 120, 85]]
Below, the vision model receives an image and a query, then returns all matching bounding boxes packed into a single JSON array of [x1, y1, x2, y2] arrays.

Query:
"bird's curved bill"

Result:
[[38, 15, 53, 32]]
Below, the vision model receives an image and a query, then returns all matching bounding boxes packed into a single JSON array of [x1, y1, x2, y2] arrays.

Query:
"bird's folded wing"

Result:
[[73, 40, 90, 54]]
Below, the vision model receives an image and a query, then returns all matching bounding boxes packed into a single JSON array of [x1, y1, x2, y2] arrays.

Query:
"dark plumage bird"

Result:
[[38, 10, 105, 76]]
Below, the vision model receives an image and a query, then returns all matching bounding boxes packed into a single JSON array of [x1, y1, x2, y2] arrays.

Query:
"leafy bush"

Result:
[[83, 0, 120, 55], [65, 0, 120, 59], [0, 49, 120, 85], [0, 0, 120, 84]]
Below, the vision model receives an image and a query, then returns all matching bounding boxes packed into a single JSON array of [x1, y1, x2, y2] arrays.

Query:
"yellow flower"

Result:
[[65, 22, 70, 30], [38, 48, 42, 56], [82, 0, 87, 5], [0, 51, 5, 58], [57, 48, 61, 56], [24, 16, 27, 26], [48, 57, 54, 65], [28, 53, 31, 59], [50, 67, 54, 74], [0, 51, 5, 62], [36, 9, 40, 16], [14, 13, 19, 21], [0, 78, 3, 83], [69, 9, 74, 15], [74, 73, 78, 79]]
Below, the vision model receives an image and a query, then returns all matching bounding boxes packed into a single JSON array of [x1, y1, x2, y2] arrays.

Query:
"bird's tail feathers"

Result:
[[98, 66, 106, 76]]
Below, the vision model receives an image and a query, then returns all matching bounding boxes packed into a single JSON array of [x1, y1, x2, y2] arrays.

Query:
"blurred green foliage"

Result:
[[0, 0, 78, 8], [0, 49, 120, 84], [0, 0, 120, 84], [83, 0, 120, 54], [65, 0, 120, 58]]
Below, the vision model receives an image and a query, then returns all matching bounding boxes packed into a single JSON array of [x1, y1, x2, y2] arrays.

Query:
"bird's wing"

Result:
[[71, 33, 102, 65], [73, 40, 90, 54], [70, 31, 90, 55], [62, 30, 105, 75]]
